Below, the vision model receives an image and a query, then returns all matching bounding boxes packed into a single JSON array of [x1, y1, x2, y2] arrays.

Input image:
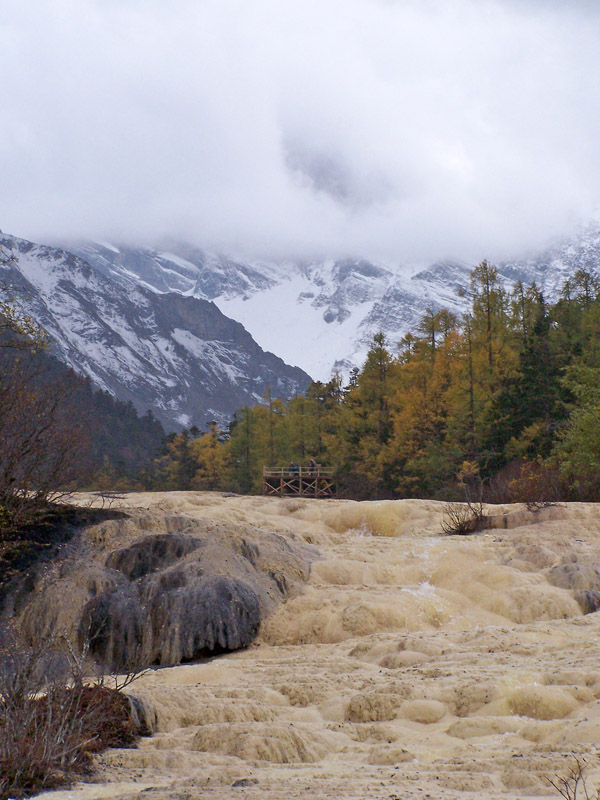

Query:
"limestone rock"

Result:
[[546, 559, 600, 592], [367, 745, 415, 764], [546, 559, 600, 614], [399, 699, 447, 724], [16, 511, 315, 671], [574, 589, 600, 614]]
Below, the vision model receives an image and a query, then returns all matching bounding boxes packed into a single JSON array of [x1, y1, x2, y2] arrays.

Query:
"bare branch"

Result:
[[546, 757, 600, 800]]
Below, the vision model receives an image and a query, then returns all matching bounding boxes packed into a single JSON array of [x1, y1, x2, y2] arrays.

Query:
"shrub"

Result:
[[440, 501, 487, 535], [485, 458, 563, 508], [0, 632, 142, 800], [441, 461, 488, 535]]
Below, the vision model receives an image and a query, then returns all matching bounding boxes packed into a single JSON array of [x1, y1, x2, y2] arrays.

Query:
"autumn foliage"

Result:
[[152, 262, 600, 502]]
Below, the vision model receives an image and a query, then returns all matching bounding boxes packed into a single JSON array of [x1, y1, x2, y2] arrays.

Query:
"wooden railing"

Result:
[[263, 466, 331, 478], [263, 465, 336, 497]]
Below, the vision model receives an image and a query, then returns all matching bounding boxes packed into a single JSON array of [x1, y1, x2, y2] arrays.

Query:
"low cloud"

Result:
[[2, 0, 600, 264]]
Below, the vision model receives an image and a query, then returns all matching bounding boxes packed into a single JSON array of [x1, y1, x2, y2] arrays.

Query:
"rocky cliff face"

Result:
[[66, 239, 279, 301], [0, 234, 310, 429]]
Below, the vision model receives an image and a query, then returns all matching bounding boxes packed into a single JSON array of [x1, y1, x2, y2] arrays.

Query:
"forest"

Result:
[[3, 258, 600, 524], [150, 261, 600, 503]]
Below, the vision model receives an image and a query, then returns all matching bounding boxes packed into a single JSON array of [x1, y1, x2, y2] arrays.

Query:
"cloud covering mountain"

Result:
[[2, 0, 600, 263]]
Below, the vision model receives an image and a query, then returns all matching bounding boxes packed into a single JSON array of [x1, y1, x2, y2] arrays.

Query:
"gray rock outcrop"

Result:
[[546, 556, 600, 615], [16, 510, 316, 671]]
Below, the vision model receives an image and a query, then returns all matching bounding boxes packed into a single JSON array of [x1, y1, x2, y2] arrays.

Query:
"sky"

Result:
[[2, 0, 600, 265]]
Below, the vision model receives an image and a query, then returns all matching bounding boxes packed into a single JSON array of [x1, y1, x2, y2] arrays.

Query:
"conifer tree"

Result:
[[154, 430, 196, 490], [554, 365, 600, 497], [469, 260, 509, 374], [190, 422, 229, 490], [486, 293, 565, 467], [228, 407, 256, 493], [213, 263, 600, 502]]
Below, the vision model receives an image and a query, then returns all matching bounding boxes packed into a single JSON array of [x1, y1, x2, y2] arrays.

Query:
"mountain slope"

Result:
[[0, 234, 310, 430], [64, 241, 469, 376], [65, 224, 600, 379]]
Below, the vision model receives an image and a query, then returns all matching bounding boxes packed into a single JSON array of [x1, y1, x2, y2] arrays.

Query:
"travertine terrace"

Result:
[[36, 493, 600, 800]]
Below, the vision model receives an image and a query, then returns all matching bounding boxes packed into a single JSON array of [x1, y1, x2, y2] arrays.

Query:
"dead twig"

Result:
[[547, 757, 600, 800]]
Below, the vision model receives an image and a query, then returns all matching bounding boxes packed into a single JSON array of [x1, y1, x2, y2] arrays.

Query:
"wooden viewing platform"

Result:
[[263, 466, 336, 498]]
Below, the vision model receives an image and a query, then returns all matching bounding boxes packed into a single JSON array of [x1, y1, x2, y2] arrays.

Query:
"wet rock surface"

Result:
[[546, 556, 600, 614], [13, 493, 600, 800], [14, 509, 316, 670]]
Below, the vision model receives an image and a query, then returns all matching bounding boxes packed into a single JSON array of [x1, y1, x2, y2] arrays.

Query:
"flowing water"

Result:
[[36, 493, 600, 800]]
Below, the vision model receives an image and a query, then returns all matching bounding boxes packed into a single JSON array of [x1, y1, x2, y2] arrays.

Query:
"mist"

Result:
[[2, 0, 600, 264]]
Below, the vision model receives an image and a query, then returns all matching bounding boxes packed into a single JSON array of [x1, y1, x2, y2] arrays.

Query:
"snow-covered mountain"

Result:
[[4, 221, 598, 433], [65, 241, 471, 377], [496, 222, 600, 298], [65, 222, 600, 379], [0, 234, 310, 430]]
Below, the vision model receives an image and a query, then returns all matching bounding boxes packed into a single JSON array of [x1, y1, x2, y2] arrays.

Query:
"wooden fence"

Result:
[[263, 466, 336, 497]]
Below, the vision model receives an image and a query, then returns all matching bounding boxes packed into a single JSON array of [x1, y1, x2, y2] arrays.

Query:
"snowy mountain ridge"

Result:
[[3, 221, 599, 433], [0, 233, 310, 430], [65, 222, 600, 380], [65, 240, 472, 377]]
